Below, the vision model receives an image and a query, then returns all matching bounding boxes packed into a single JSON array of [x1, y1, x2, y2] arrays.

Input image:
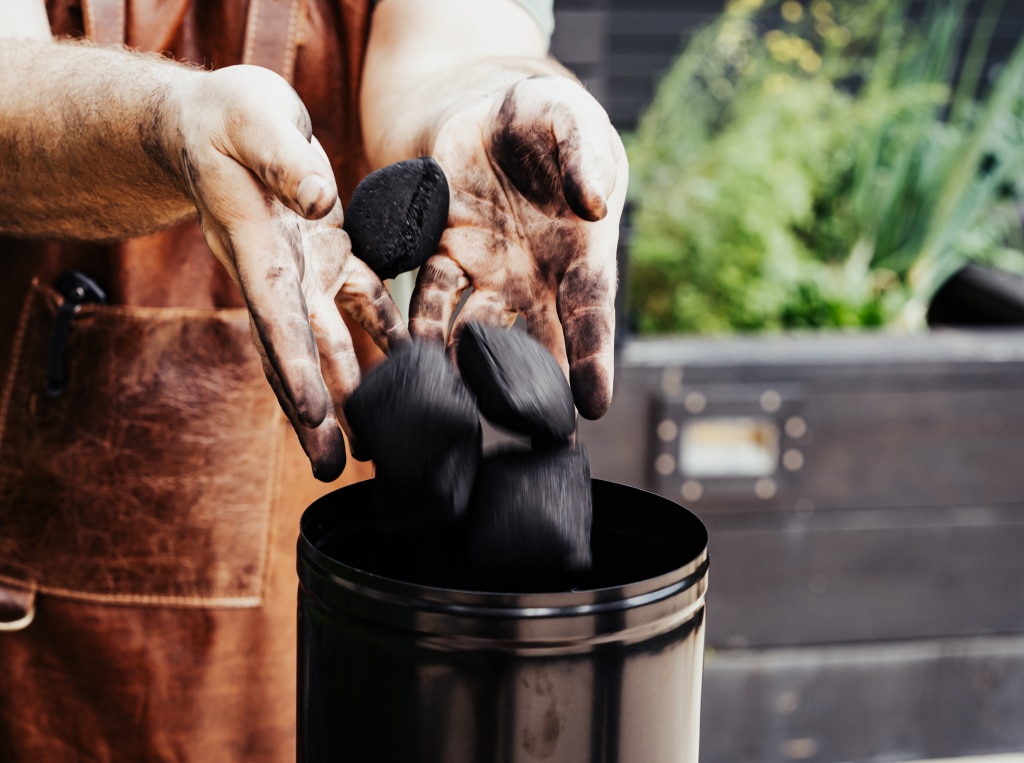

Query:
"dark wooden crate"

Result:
[[577, 331, 1024, 762], [579, 331, 1024, 645], [700, 634, 1024, 763]]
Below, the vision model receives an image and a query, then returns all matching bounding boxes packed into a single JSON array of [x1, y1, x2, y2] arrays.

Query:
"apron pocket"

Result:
[[0, 281, 283, 607]]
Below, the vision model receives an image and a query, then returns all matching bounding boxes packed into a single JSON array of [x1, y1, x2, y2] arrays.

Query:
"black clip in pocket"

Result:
[[46, 270, 107, 397]]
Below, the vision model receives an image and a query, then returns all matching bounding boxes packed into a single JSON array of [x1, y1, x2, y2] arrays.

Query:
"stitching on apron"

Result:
[[242, 0, 262, 67], [282, 0, 304, 83], [0, 284, 39, 465], [0, 573, 261, 608], [243, 0, 306, 83]]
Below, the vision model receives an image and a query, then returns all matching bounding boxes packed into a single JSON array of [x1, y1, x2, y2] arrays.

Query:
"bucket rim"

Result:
[[298, 478, 708, 613]]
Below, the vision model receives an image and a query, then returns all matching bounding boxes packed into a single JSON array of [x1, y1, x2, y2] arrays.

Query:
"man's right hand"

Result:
[[168, 65, 410, 480], [0, 30, 408, 480]]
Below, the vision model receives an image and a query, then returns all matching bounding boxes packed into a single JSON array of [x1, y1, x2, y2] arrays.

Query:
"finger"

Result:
[[300, 199, 408, 356], [233, 216, 332, 429], [447, 288, 517, 362], [539, 77, 622, 222], [557, 255, 617, 420], [553, 106, 621, 223], [186, 99, 338, 432], [336, 255, 410, 355], [409, 253, 470, 344], [251, 320, 347, 481], [558, 137, 627, 420], [294, 210, 384, 461], [490, 77, 623, 223], [307, 289, 363, 455], [523, 301, 580, 446], [523, 299, 570, 381]]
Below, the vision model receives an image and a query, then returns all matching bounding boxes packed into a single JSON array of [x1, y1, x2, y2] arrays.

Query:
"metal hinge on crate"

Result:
[[648, 383, 808, 509]]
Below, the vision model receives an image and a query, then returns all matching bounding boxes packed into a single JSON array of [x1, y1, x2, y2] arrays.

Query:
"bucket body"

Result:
[[297, 479, 708, 763]]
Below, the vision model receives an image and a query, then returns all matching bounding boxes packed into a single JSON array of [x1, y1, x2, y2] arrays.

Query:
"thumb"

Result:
[[491, 77, 620, 223], [219, 68, 338, 220], [549, 91, 619, 223]]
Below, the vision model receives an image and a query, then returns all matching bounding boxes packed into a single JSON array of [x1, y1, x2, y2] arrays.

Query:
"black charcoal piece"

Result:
[[467, 446, 592, 573], [927, 263, 1024, 327], [343, 156, 450, 280], [343, 341, 481, 532], [456, 322, 576, 442]]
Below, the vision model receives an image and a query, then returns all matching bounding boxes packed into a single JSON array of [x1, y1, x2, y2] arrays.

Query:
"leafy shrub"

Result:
[[626, 0, 1024, 334]]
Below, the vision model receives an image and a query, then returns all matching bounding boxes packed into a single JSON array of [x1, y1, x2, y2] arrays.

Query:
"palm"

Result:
[[409, 76, 627, 420]]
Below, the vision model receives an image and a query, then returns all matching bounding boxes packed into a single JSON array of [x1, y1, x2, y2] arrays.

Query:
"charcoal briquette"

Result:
[[343, 156, 450, 280], [456, 322, 576, 442], [467, 446, 593, 573], [343, 341, 481, 532]]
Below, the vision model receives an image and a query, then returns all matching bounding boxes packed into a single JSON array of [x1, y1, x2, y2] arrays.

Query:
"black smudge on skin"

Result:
[[569, 354, 612, 421], [179, 148, 203, 226], [412, 292, 446, 325], [250, 306, 322, 424], [562, 165, 605, 223], [293, 98, 314, 142], [254, 322, 340, 474], [489, 87, 567, 218], [557, 263, 615, 420], [137, 85, 180, 189], [558, 264, 613, 315]]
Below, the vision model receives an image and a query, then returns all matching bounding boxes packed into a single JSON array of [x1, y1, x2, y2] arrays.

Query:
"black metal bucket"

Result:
[[297, 478, 709, 763]]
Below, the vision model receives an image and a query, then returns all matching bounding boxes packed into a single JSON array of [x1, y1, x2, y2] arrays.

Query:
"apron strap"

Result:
[[243, 0, 306, 84], [79, 0, 304, 84], [81, 0, 127, 46]]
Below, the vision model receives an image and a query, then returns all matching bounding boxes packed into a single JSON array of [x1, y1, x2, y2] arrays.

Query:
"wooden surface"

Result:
[[574, 331, 1024, 762], [702, 635, 1024, 763]]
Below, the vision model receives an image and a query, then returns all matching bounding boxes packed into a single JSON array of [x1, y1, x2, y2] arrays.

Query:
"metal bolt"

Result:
[[785, 415, 807, 439], [760, 389, 782, 412], [755, 477, 777, 500], [654, 453, 676, 476], [684, 391, 707, 414], [782, 449, 805, 471], [681, 479, 703, 503], [656, 419, 679, 442]]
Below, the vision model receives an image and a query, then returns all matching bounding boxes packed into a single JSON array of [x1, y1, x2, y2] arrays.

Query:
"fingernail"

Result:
[[296, 174, 330, 217]]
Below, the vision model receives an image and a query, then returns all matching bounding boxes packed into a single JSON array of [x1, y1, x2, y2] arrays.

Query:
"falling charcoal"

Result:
[[467, 445, 593, 574], [343, 341, 481, 532], [456, 322, 576, 442], [343, 156, 450, 280]]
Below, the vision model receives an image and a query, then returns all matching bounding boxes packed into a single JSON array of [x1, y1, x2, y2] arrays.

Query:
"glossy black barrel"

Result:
[[297, 478, 709, 763]]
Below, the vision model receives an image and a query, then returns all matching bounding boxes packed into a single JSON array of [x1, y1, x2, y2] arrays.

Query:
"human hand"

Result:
[[172, 65, 408, 480], [408, 75, 627, 420]]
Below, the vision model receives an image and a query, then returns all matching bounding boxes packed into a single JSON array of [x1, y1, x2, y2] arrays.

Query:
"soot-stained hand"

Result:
[[408, 75, 627, 420], [174, 65, 408, 480]]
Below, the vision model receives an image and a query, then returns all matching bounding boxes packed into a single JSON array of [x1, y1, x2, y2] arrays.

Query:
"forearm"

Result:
[[0, 38, 195, 240], [361, 0, 565, 167]]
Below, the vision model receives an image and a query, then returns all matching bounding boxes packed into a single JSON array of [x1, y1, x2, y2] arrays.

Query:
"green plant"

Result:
[[626, 0, 1024, 334]]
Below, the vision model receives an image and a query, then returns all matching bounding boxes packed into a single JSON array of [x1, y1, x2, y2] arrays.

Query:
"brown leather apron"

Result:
[[0, 2, 379, 760]]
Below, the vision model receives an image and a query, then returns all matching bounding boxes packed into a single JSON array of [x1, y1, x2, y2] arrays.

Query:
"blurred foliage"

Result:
[[626, 0, 1024, 334]]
